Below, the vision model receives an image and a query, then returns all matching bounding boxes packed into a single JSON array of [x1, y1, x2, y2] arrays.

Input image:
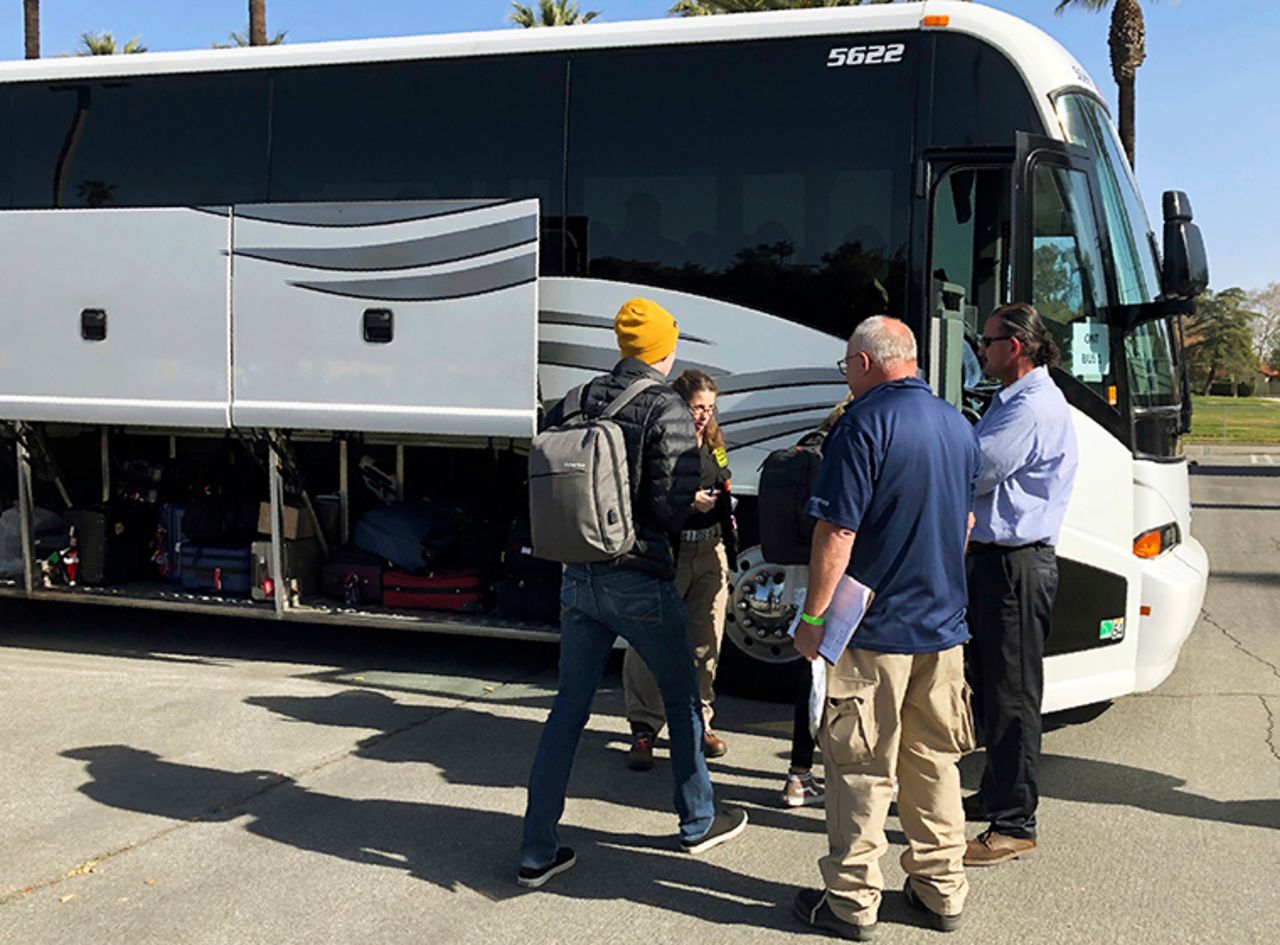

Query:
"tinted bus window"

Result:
[[10, 73, 270, 209], [930, 34, 1043, 146], [270, 56, 565, 214], [567, 36, 916, 339]]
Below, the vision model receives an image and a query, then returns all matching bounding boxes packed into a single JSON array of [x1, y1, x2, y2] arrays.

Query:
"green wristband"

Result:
[[799, 612, 825, 626]]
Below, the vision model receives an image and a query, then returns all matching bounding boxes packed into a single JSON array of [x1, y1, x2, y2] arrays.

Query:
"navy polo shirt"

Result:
[[805, 377, 980, 654]]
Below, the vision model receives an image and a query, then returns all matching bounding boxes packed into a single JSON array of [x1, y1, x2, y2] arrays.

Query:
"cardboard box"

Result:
[[257, 502, 315, 540], [251, 539, 325, 601]]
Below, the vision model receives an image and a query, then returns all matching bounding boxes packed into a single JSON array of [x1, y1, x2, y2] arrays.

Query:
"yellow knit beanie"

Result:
[[614, 298, 679, 364]]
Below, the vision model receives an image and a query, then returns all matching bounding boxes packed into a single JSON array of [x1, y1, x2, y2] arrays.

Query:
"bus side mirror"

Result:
[[1161, 191, 1209, 300]]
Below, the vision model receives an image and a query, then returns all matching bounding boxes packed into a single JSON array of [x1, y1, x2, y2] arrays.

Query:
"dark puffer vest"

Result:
[[543, 358, 700, 580]]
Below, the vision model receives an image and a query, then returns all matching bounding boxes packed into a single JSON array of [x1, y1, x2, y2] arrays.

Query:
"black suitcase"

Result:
[[65, 504, 153, 585], [496, 519, 562, 623]]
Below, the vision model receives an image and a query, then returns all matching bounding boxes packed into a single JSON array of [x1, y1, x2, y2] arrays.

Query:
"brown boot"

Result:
[[627, 728, 655, 771], [963, 829, 1037, 867], [702, 730, 728, 758]]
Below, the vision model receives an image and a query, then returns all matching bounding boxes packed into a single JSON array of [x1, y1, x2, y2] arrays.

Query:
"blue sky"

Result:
[[1, 1, 1272, 292]]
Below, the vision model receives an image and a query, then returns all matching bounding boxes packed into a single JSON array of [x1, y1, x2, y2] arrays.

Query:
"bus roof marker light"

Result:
[[921, 15, 950, 28]]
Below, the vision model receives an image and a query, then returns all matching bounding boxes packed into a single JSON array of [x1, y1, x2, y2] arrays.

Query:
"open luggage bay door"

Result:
[[0, 208, 232, 428], [229, 199, 540, 438]]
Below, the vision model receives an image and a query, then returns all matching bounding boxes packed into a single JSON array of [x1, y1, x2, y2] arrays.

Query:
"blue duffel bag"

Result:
[[353, 501, 461, 572]]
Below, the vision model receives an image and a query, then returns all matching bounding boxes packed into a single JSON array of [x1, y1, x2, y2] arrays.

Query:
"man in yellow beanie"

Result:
[[519, 298, 747, 889]]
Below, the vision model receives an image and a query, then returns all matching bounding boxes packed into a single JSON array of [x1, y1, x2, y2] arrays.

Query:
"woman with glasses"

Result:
[[622, 369, 739, 770]]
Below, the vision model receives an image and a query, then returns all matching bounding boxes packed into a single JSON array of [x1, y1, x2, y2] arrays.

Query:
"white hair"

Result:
[[850, 316, 917, 366]]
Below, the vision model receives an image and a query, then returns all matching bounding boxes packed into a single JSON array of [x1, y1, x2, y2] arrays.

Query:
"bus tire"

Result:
[[717, 544, 807, 703]]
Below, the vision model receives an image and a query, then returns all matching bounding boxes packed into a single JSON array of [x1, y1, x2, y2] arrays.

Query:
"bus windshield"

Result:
[[1054, 92, 1180, 411]]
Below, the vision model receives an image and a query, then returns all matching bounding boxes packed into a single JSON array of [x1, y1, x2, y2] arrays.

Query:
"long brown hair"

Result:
[[672, 369, 725, 453]]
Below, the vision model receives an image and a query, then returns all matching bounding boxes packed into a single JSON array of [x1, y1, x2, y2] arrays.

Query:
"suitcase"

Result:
[[322, 546, 385, 606], [251, 539, 325, 601], [153, 503, 187, 583], [179, 545, 253, 595], [66, 505, 152, 585], [495, 575, 561, 624], [383, 568, 489, 612], [353, 501, 460, 572], [495, 519, 562, 623]]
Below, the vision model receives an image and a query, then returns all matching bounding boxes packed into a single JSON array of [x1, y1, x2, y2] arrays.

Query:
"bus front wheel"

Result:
[[718, 545, 806, 703]]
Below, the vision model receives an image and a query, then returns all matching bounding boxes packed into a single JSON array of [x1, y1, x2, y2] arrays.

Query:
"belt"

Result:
[[680, 524, 722, 543], [968, 540, 1053, 555]]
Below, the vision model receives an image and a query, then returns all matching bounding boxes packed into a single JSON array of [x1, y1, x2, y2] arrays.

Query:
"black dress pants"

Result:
[[965, 543, 1058, 840]]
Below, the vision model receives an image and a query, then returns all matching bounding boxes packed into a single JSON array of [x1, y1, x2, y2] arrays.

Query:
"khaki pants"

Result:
[[819, 643, 974, 926], [623, 539, 728, 734]]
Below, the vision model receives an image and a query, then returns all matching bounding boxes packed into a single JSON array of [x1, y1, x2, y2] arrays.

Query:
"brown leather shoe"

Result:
[[963, 829, 1037, 867], [703, 731, 728, 758], [627, 729, 655, 771]]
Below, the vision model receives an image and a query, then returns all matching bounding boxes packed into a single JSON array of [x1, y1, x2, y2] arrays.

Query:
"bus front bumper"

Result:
[[1134, 534, 1209, 692]]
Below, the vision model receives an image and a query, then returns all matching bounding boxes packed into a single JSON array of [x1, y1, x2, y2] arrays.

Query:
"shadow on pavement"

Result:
[[60, 744, 800, 929], [240, 690, 829, 837], [959, 749, 1278, 831]]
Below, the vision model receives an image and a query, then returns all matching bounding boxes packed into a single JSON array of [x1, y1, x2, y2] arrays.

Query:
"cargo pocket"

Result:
[[951, 680, 977, 756], [825, 675, 878, 767]]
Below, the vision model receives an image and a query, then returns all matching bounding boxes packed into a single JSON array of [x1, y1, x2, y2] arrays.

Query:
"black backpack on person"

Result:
[[757, 431, 825, 566]]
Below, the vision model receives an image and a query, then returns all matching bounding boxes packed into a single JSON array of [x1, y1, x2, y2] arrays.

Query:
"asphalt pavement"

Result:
[[1, 449, 1277, 945]]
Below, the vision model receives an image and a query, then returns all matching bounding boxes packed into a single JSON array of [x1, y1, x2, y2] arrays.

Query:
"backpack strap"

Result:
[[600, 377, 662, 420], [560, 384, 586, 421]]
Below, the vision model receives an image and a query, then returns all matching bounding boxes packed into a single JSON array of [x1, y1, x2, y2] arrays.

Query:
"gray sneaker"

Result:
[[680, 807, 747, 854], [781, 771, 824, 808]]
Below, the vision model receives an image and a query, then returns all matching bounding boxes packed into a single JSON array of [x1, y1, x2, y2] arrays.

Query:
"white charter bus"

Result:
[[0, 2, 1208, 710]]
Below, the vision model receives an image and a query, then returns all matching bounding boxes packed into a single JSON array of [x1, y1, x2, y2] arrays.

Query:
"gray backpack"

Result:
[[528, 377, 660, 563]]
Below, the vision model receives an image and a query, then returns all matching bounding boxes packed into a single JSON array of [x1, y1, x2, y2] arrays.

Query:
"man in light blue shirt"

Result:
[[963, 303, 1078, 867]]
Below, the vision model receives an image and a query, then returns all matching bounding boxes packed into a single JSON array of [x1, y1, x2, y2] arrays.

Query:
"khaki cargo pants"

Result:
[[623, 538, 728, 734], [818, 643, 974, 927]]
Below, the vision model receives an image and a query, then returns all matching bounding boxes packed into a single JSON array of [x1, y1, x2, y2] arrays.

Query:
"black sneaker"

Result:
[[517, 847, 576, 889], [903, 879, 963, 932], [792, 888, 877, 941], [680, 807, 747, 854]]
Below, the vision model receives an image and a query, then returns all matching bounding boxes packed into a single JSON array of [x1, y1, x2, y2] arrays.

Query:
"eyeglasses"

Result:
[[689, 404, 718, 417], [836, 357, 849, 374], [977, 334, 1013, 348]]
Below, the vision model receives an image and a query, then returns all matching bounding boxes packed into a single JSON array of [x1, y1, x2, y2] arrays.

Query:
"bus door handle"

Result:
[[80, 309, 107, 342], [362, 308, 393, 344]]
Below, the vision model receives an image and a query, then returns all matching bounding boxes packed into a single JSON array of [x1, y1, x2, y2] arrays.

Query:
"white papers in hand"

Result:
[[787, 574, 875, 666], [807, 658, 826, 739]]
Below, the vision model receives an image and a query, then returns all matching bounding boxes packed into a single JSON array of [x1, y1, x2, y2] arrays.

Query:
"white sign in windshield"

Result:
[[1072, 321, 1110, 383]]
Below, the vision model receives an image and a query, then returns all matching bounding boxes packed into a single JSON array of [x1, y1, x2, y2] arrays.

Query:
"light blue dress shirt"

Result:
[[971, 366, 1079, 546]]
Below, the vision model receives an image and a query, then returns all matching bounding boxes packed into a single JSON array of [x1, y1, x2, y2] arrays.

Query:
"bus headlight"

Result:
[[1134, 522, 1181, 559]]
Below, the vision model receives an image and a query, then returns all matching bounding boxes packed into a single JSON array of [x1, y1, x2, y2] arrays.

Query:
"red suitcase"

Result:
[[382, 568, 489, 613]]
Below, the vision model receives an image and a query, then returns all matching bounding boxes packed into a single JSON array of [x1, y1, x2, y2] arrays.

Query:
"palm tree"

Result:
[[215, 27, 288, 48], [77, 31, 148, 55], [670, 0, 897, 14], [250, 0, 268, 46], [509, 0, 600, 27], [1055, 0, 1152, 168], [23, 0, 39, 58]]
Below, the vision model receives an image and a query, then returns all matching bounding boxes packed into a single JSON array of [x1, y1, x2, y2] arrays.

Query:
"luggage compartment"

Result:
[[8, 423, 561, 641]]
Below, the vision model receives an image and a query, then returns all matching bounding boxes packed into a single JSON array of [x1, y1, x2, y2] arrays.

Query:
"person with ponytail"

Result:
[[622, 369, 739, 769]]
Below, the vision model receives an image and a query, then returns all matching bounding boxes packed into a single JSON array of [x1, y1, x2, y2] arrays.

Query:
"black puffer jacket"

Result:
[[544, 358, 700, 579]]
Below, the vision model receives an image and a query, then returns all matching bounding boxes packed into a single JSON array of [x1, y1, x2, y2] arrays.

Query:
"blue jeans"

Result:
[[520, 563, 717, 868]]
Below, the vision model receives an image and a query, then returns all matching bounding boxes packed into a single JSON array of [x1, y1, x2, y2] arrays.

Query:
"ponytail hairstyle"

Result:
[[672, 369, 725, 453], [992, 302, 1061, 369]]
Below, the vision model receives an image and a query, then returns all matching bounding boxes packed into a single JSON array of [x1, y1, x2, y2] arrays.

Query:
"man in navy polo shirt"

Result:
[[791, 316, 980, 940]]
